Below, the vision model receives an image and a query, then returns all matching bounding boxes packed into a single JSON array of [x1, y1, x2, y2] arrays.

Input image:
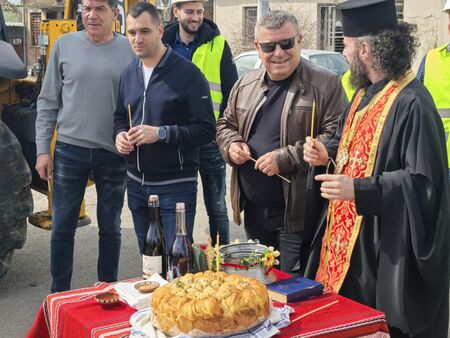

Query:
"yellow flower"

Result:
[[262, 247, 280, 267]]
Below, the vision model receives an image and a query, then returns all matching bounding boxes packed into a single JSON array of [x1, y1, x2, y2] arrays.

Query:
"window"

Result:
[[319, 4, 344, 53], [243, 7, 257, 48], [395, 0, 404, 21], [30, 12, 41, 46], [46, 11, 58, 20]]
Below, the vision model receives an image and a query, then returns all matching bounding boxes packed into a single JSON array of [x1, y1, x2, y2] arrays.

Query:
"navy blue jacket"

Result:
[[113, 47, 215, 182]]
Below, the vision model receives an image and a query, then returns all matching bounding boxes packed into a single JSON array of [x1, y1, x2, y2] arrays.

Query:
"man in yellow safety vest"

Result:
[[163, 0, 238, 245], [417, 0, 450, 180]]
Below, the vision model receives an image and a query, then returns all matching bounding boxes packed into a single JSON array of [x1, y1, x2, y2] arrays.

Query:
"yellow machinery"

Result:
[[26, 0, 156, 230]]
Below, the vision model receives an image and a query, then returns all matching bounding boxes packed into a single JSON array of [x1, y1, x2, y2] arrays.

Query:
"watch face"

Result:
[[158, 127, 166, 140]]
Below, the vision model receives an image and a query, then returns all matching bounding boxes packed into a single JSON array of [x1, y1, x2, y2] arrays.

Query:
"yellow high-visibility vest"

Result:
[[192, 35, 225, 121], [341, 69, 356, 101], [424, 43, 450, 167]]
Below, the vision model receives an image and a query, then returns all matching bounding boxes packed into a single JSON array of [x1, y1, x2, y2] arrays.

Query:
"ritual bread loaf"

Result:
[[151, 270, 270, 335]]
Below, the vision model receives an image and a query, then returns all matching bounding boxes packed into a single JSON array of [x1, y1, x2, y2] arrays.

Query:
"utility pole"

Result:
[[257, 0, 270, 20]]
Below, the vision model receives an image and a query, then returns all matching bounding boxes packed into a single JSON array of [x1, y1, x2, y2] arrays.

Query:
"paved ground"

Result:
[[0, 169, 246, 337]]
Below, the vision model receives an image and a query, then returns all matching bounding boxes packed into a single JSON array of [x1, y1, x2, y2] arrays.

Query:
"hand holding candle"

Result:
[[251, 157, 291, 184]]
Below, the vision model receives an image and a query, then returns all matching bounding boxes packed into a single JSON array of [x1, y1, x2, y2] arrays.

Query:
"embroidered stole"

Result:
[[316, 70, 415, 292]]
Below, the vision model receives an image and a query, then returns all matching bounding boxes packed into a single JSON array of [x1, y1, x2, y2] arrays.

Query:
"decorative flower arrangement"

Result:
[[193, 240, 280, 275], [240, 246, 280, 274]]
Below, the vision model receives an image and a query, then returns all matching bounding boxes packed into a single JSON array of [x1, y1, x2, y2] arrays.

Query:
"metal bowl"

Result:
[[219, 242, 276, 284]]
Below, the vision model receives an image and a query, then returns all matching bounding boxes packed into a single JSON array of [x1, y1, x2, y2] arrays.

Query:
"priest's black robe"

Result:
[[302, 78, 450, 337]]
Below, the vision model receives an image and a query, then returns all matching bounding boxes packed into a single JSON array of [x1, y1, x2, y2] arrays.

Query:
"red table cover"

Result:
[[27, 272, 389, 338]]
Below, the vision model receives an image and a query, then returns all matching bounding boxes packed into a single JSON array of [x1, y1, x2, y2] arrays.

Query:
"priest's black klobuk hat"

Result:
[[337, 0, 398, 37]]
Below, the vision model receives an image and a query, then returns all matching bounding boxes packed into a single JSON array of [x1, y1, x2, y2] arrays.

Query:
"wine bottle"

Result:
[[167, 202, 194, 281], [142, 195, 167, 279]]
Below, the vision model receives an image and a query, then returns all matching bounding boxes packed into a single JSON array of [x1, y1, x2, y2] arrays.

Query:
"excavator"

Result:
[[0, 0, 160, 278]]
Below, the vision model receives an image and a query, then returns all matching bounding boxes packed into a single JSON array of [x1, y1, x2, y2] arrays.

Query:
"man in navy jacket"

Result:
[[163, 0, 238, 245], [114, 2, 215, 254]]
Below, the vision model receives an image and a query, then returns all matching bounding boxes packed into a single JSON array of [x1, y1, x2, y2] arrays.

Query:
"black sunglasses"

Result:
[[258, 36, 297, 53]]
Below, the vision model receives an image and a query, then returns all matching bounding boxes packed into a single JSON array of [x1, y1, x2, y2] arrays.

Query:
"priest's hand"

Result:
[[229, 142, 251, 165], [315, 174, 355, 200], [255, 151, 280, 176], [304, 136, 329, 166], [128, 125, 158, 146]]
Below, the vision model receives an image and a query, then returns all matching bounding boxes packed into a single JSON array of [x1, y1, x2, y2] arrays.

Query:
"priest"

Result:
[[302, 0, 450, 337]]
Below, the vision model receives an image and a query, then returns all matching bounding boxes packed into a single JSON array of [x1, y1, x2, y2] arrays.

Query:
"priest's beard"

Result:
[[349, 53, 371, 89]]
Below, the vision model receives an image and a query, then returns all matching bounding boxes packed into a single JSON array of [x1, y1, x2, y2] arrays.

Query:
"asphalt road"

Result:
[[0, 169, 246, 337]]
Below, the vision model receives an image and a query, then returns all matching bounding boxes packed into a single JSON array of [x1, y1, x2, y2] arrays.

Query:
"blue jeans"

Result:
[[243, 200, 302, 273], [127, 178, 197, 254], [199, 142, 229, 245], [51, 142, 126, 292]]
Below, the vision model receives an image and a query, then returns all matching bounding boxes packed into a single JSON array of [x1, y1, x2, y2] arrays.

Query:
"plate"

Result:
[[134, 281, 160, 293]]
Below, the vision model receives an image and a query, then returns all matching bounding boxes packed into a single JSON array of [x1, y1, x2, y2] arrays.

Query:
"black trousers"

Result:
[[243, 200, 302, 273]]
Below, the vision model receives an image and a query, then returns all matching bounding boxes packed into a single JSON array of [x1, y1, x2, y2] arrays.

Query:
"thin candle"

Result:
[[216, 232, 220, 273], [310, 99, 316, 138], [292, 299, 339, 323], [128, 104, 132, 130], [250, 157, 292, 184]]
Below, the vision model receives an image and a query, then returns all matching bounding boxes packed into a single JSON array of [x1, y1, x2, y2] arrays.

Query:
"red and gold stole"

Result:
[[316, 70, 415, 293]]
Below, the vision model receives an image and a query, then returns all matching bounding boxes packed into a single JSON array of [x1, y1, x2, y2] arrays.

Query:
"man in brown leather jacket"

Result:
[[216, 10, 347, 273]]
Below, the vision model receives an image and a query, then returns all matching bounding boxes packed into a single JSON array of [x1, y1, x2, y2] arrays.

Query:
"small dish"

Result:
[[134, 281, 160, 293], [95, 291, 119, 305]]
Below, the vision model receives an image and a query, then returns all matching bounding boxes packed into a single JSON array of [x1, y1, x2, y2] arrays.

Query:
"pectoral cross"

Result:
[[349, 149, 365, 171], [335, 149, 349, 174]]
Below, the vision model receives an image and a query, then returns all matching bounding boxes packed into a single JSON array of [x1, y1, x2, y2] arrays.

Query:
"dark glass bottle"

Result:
[[167, 202, 194, 281], [142, 195, 167, 279]]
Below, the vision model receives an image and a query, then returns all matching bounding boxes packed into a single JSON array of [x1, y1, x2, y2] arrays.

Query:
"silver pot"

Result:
[[219, 242, 277, 284]]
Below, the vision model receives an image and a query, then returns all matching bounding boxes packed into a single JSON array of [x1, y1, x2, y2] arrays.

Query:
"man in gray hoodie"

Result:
[[35, 0, 135, 292]]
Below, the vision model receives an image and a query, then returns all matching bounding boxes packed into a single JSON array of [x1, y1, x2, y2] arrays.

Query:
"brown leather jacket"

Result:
[[216, 58, 347, 232]]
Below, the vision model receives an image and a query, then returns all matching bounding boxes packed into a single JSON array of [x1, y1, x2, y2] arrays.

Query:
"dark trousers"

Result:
[[199, 142, 229, 245], [243, 200, 302, 273], [51, 142, 126, 292], [127, 178, 197, 254]]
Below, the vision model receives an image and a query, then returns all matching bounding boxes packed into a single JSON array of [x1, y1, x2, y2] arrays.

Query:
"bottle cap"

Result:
[[148, 195, 159, 205], [176, 202, 185, 211]]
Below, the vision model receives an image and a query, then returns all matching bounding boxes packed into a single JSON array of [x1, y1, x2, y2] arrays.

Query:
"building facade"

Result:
[[214, 0, 448, 70], [23, 0, 64, 67]]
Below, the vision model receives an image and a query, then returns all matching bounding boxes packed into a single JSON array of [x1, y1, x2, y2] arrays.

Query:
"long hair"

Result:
[[357, 22, 419, 81]]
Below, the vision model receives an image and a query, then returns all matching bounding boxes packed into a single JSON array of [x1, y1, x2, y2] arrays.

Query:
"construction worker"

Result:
[[417, 0, 450, 180], [162, 0, 238, 245]]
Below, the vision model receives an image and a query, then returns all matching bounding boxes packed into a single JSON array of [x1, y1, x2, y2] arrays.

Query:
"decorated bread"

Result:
[[151, 270, 270, 336]]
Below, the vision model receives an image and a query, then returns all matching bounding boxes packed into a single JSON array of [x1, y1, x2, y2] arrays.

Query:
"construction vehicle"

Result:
[[0, 0, 163, 278]]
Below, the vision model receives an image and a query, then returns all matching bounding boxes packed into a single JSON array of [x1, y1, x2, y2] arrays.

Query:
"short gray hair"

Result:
[[255, 10, 300, 40], [107, 0, 118, 9]]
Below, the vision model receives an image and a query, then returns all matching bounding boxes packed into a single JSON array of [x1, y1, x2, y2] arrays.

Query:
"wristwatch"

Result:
[[157, 126, 167, 142]]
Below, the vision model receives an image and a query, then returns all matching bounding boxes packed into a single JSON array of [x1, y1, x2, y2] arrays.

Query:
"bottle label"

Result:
[[143, 255, 162, 278]]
